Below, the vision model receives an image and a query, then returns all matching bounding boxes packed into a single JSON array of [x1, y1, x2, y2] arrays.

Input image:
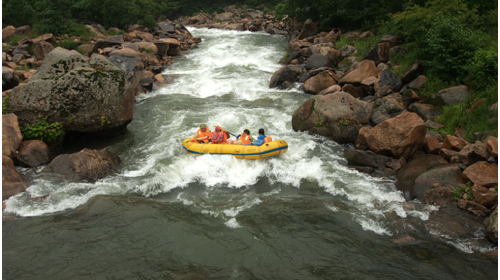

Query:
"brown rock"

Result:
[[433, 85, 468, 105], [377, 42, 390, 64], [462, 161, 498, 187], [32, 33, 55, 44], [439, 148, 459, 161], [484, 136, 498, 157], [401, 62, 424, 84], [339, 60, 379, 85], [356, 112, 426, 159], [424, 186, 454, 206], [2, 25, 16, 43], [17, 140, 51, 167], [407, 75, 427, 89], [154, 73, 165, 82], [2, 113, 23, 157], [342, 84, 365, 98], [387, 157, 406, 171], [138, 42, 158, 54], [487, 207, 498, 244], [413, 164, 462, 201], [304, 71, 338, 95], [324, 30, 340, 43], [442, 135, 469, 152], [2, 155, 28, 200], [379, 34, 401, 48], [458, 142, 491, 166], [297, 19, 318, 40], [318, 85, 341, 96], [44, 148, 121, 181], [472, 184, 498, 208], [159, 38, 182, 56], [33, 41, 55, 61], [326, 48, 343, 66], [424, 137, 441, 154], [458, 199, 491, 217]]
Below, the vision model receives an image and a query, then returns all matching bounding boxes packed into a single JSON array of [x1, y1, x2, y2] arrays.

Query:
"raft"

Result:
[[182, 139, 288, 159]]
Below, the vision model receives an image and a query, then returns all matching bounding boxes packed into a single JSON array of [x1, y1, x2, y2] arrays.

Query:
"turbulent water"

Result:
[[3, 28, 497, 279]]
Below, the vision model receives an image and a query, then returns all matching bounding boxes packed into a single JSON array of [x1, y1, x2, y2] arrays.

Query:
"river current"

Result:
[[3, 28, 497, 279]]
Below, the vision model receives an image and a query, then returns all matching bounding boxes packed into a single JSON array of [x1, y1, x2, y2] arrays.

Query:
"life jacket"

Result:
[[197, 128, 211, 143], [264, 136, 272, 143], [240, 134, 251, 145], [223, 131, 229, 143]]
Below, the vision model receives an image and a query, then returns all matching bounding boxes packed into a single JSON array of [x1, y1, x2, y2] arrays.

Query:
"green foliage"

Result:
[[452, 182, 474, 201], [462, 40, 498, 92], [140, 48, 155, 54], [55, 39, 80, 50], [3, 97, 9, 115], [20, 115, 65, 143]]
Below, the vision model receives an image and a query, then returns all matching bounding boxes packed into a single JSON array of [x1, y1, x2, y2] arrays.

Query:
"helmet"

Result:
[[200, 123, 207, 128]]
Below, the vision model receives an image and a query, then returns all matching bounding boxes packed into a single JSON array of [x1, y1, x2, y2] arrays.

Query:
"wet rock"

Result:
[[425, 205, 487, 240], [462, 161, 498, 187], [442, 135, 469, 152], [8, 48, 135, 133], [356, 112, 426, 159], [486, 206, 498, 244], [339, 60, 379, 85], [343, 148, 391, 169], [409, 103, 440, 121], [395, 153, 448, 201], [413, 164, 462, 201], [484, 136, 498, 157], [269, 65, 302, 89], [44, 148, 120, 181], [2, 155, 29, 200], [16, 140, 50, 167], [303, 70, 338, 95], [2, 113, 23, 158], [348, 165, 374, 174]]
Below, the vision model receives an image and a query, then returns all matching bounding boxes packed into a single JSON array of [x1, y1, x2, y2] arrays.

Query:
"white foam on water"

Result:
[[225, 218, 242, 228]]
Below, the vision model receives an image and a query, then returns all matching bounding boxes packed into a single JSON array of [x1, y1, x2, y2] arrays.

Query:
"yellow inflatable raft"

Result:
[[182, 139, 288, 159]]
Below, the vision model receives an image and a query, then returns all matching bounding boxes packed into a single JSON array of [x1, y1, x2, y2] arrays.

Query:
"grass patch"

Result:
[[3, 96, 9, 115], [335, 34, 383, 60], [140, 48, 155, 54], [55, 39, 80, 50]]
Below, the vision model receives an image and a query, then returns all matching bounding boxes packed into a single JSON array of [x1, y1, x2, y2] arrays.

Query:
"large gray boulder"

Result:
[[8, 48, 135, 132], [269, 65, 302, 89]]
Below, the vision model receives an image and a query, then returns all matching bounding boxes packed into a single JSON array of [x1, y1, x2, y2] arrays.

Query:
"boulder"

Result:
[[16, 140, 51, 167], [21, 69, 38, 81], [339, 60, 379, 85], [8, 48, 135, 132], [406, 75, 427, 90], [369, 93, 407, 125], [32, 33, 55, 44], [375, 70, 402, 92], [462, 161, 498, 187], [472, 184, 498, 209], [458, 142, 491, 166], [324, 30, 340, 43], [341, 84, 365, 98], [153, 40, 169, 57], [2, 25, 16, 43], [303, 70, 338, 95], [305, 53, 332, 70], [2, 155, 29, 200], [344, 148, 391, 169], [160, 38, 182, 56], [363, 42, 390, 65], [297, 19, 318, 40], [2, 113, 23, 158], [137, 42, 158, 54], [158, 22, 176, 32], [215, 12, 234, 22], [340, 45, 357, 57], [484, 136, 498, 157], [283, 42, 302, 65], [2, 67, 20, 91], [379, 34, 401, 48], [442, 135, 469, 152], [44, 148, 120, 181], [357, 112, 426, 159], [33, 41, 55, 61], [413, 164, 463, 201], [487, 206, 498, 244], [269, 65, 302, 89], [458, 199, 491, 217], [15, 25, 31, 36], [92, 35, 124, 53], [292, 91, 372, 131], [401, 62, 424, 84], [78, 44, 95, 54], [318, 85, 342, 96], [409, 103, 440, 121], [108, 48, 144, 89], [325, 48, 343, 66], [424, 137, 441, 154], [432, 85, 468, 105], [395, 153, 449, 201], [439, 148, 459, 161]]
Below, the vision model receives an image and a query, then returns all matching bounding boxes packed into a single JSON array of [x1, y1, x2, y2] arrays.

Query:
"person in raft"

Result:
[[211, 125, 229, 144], [230, 129, 253, 145], [252, 128, 272, 146], [197, 123, 212, 143]]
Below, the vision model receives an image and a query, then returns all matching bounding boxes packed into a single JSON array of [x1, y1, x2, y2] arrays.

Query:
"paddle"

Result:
[[183, 136, 209, 143], [214, 125, 238, 137]]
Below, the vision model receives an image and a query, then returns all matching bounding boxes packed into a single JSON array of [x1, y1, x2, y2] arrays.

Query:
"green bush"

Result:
[[20, 115, 65, 143], [2, 97, 9, 115], [55, 39, 80, 50]]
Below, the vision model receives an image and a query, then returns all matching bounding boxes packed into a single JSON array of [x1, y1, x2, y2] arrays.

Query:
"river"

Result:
[[3, 28, 497, 279]]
